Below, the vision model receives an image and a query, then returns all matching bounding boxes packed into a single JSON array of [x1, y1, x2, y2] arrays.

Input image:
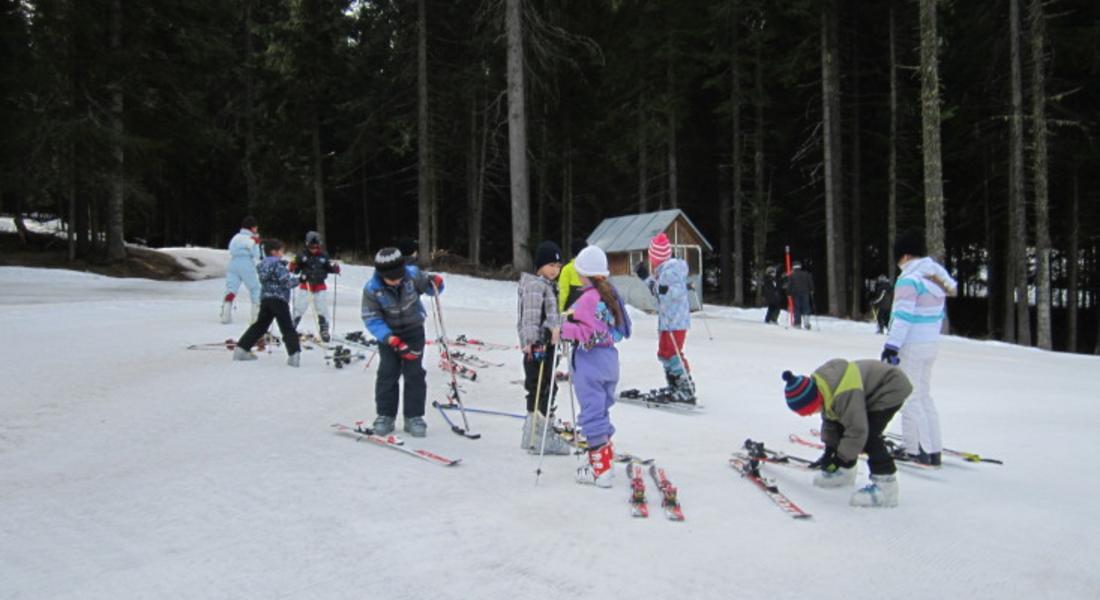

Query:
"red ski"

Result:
[[331, 423, 461, 467], [628, 462, 649, 518], [729, 455, 812, 519], [648, 464, 685, 521]]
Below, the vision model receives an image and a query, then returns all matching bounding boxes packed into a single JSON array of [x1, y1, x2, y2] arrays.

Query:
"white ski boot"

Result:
[[220, 294, 234, 324], [287, 352, 301, 367], [813, 465, 856, 488], [576, 443, 615, 488], [850, 474, 899, 508], [232, 347, 257, 361]]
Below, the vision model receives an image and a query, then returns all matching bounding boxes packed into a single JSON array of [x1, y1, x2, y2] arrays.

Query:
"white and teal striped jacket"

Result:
[[885, 257, 957, 349]]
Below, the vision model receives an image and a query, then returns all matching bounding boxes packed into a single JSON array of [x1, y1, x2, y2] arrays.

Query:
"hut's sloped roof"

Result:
[[586, 209, 713, 253]]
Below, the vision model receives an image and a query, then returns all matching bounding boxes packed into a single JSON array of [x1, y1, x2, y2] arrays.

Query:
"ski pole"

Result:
[[331, 272, 338, 339], [695, 284, 714, 341], [430, 280, 478, 438], [535, 340, 566, 486]]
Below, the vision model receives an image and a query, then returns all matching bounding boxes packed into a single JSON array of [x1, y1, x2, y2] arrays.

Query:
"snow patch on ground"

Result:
[[0, 263, 1097, 599]]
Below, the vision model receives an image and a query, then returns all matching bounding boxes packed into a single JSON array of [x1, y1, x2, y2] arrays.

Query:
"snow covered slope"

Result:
[[0, 259, 1095, 599]]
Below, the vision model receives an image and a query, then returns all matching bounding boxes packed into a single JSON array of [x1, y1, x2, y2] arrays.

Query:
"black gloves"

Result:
[[881, 345, 900, 366], [808, 446, 837, 470]]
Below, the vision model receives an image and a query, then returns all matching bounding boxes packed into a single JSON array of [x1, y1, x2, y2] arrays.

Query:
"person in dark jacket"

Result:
[[786, 262, 815, 330], [361, 247, 443, 437], [868, 274, 893, 334], [233, 239, 303, 366], [762, 266, 784, 325], [289, 231, 340, 341]]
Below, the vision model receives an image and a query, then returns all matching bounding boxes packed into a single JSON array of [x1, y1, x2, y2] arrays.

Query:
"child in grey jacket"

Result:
[[782, 358, 912, 507], [516, 240, 570, 455]]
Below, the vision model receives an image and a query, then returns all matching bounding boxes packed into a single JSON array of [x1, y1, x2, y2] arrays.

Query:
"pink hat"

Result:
[[649, 233, 672, 267]]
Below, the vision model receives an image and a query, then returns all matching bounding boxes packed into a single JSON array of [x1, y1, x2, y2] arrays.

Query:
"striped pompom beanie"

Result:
[[649, 233, 672, 267], [782, 370, 823, 416], [374, 247, 406, 280]]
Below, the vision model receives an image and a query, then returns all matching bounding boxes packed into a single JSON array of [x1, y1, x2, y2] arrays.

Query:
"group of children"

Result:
[[221, 215, 955, 508]]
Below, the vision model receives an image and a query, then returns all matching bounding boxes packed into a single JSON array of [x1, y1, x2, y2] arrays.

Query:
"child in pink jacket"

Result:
[[561, 246, 632, 488]]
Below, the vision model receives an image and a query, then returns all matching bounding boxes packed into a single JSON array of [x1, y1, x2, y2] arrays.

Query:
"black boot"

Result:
[[318, 316, 330, 342]]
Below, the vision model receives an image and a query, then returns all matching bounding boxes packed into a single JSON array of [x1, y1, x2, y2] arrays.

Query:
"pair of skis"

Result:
[[624, 462, 682, 519], [331, 422, 460, 467], [803, 428, 1003, 465], [618, 388, 701, 412], [788, 432, 935, 471], [627, 462, 685, 521], [729, 441, 814, 520], [448, 350, 502, 369]]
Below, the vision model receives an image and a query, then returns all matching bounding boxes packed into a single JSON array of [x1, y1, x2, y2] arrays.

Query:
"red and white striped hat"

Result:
[[649, 233, 672, 267]]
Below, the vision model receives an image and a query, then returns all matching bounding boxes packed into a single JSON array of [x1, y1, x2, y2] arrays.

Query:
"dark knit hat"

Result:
[[374, 247, 406, 280], [397, 238, 419, 259], [305, 231, 321, 246], [533, 240, 563, 271], [782, 370, 823, 416], [894, 228, 926, 259], [241, 215, 257, 230]]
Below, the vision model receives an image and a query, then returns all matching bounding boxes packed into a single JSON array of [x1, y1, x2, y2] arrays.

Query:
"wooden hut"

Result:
[[586, 209, 713, 311]]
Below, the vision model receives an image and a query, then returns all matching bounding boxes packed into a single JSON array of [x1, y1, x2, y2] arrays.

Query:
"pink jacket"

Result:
[[561, 286, 632, 349]]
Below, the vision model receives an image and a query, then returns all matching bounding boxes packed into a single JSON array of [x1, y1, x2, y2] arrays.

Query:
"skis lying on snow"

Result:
[[439, 357, 478, 381], [648, 464, 685, 521], [618, 388, 701, 411], [728, 454, 813, 520], [883, 431, 1004, 465], [325, 345, 369, 369], [331, 422, 460, 467], [448, 350, 502, 369], [427, 335, 515, 351], [789, 432, 935, 471], [628, 462, 649, 518], [187, 333, 282, 352], [737, 439, 817, 471]]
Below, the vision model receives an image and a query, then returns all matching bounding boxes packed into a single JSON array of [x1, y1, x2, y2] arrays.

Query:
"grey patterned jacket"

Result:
[[516, 272, 561, 347]]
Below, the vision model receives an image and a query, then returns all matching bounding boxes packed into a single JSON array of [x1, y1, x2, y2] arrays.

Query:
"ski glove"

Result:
[[657, 284, 669, 294], [881, 345, 900, 366], [808, 446, 837, 470], [387, 336, 421, 361], [332, 263, 341, 274], [430, 274, 444, 289], [821, 455, 857, 473]]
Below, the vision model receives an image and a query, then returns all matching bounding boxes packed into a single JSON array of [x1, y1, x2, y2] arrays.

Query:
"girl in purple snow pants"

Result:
[[571, 344, 619, 448]]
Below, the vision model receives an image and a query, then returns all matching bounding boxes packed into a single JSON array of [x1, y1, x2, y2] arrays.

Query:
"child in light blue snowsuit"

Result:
[[561, 246, 632, 487], [221, 216, 262, 324]]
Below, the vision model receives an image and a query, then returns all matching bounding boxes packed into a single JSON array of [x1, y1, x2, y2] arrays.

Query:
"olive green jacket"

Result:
[[815, 359, 913, 463]]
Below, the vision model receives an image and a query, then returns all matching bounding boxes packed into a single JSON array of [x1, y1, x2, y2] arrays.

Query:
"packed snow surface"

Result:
[[0, 254, 1095, 599]]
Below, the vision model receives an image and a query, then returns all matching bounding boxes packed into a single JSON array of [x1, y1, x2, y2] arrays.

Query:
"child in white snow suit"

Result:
[[233, 239, 303, 366], [516, 241, 571, 455], [644, 233, 693, 401], [221, 216, 263, 324], [561, 246, 632, 488], [361, 247, 443, 438], [289, 231, 341, 341], [782, 358, 912, 507], [882, 229, 958, 466]]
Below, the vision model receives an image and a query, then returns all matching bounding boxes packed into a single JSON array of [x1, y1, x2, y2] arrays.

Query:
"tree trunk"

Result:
[[466, 91, 480, 263], [751, 21, 766, 307], [361, 146, 370, 259], [106, 0, 126, 261], [243, 0, 258, 215], [1067, 170, 1079, 352], [536, 115, 548, 240], [1030, 0, 1051, 350], [723, 8, 741, 305], [667, 60, 678, 210], [850, 17, 863, 316], [638, 93, 648, 213], [920, 0, 945, 266], [417, 0, 434, 258], [562, 142, 573, 254], [887, 5, 898, 280], [506, 0, 531, 271], [311, 113, 326, 241], [1009, 0, 1031, 346], [821, 0, 845, 316]]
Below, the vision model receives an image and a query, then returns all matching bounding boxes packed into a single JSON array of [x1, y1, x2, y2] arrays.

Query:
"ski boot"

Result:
[[287, 352, 301, 368], [318, 316, 330, 343], [220, 293, 235, 324], [528, 413, 572, 455], [520, 412, 535, 450], [576, 443, 615, 488], [813, 465, 856, 488], [850, 473, 899, 507], [403, 416, 427, 438], [232, 346, 257, 361], [372, 415, 396, 436]]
